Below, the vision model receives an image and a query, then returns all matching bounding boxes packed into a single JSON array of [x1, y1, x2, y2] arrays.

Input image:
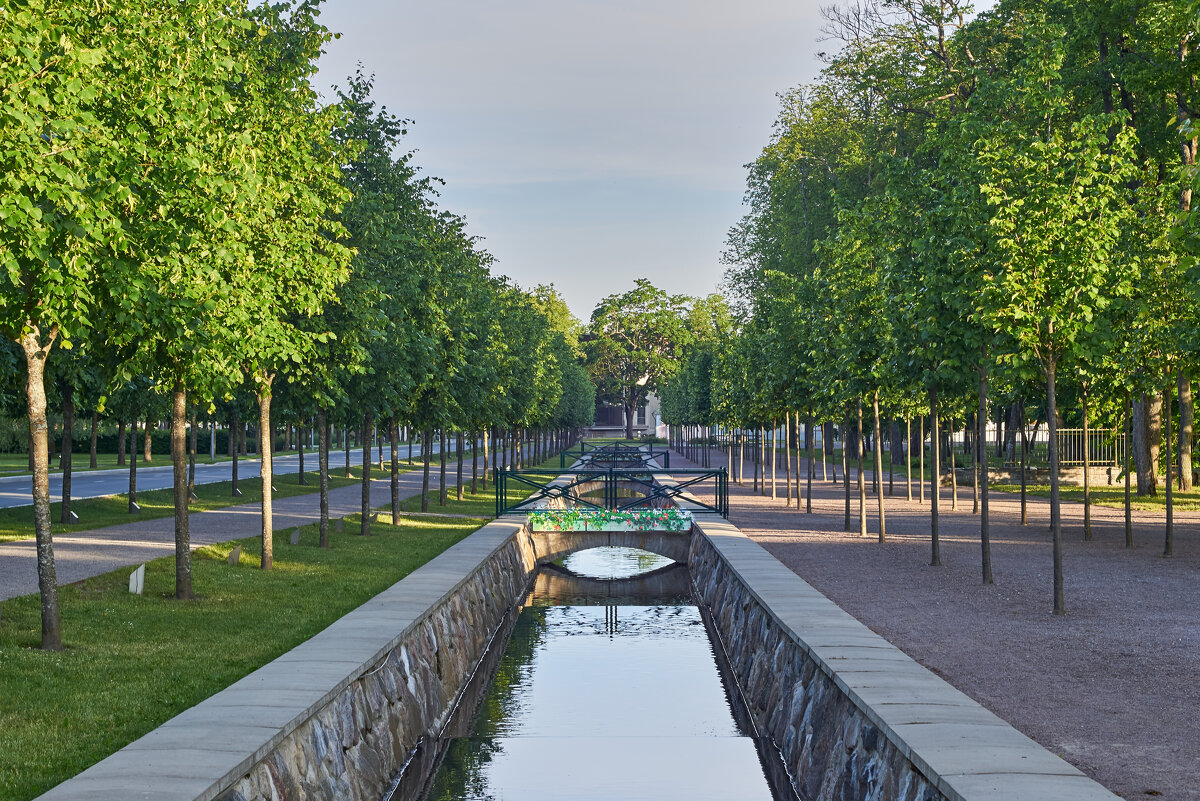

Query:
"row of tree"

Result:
[[661, 0, 1200, 614], [3, 0, 593, 650]]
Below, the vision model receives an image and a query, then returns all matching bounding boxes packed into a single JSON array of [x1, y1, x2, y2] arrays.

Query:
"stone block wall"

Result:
[[690, 533, 943, 801], [220, 530, 538, 801], [688, 518, 1121, 801]]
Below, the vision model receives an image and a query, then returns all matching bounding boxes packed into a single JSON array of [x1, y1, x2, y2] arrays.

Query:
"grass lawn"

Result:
[[0, 513, 477, 801], [0, 470, 367, 544], [0, 443, 435, 478], [0, 449, 567, 800], [989, 483, 1200, 512], [0, 452, 248, 478]]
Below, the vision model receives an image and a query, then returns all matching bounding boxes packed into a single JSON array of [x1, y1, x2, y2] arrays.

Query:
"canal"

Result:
[[410, 546, 797, 801]]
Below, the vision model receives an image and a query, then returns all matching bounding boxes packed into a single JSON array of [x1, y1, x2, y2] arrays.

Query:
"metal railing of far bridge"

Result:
[[496, 467, 727, 518]]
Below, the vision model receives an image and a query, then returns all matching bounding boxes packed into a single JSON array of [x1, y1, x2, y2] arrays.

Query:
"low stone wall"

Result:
[[689, 516, 1122, 801], [37, 519, 538, 801]]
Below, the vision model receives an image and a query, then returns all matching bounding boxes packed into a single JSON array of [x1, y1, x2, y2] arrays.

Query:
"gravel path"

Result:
[[672, 447, 1198, 801]]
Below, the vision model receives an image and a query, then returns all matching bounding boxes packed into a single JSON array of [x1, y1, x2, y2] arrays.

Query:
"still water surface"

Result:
[[421, 547, 781, 801]]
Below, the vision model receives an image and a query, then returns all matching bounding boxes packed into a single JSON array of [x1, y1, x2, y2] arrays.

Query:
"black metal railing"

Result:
[[559, 443, 671, 469], [496, 467, 727, 517]]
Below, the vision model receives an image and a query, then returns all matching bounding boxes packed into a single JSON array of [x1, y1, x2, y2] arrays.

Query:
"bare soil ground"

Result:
[[673, 447, 1199, 801]]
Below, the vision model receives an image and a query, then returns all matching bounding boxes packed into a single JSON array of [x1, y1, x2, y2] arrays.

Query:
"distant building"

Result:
[[585, 393, 660, 438]]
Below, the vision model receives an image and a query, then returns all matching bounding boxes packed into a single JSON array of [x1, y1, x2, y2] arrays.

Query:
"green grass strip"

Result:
[[0, 514, 477, 800], [0, 450, 563, 800], [989, 483, 1200, 512], [0, 469, 369, 544]]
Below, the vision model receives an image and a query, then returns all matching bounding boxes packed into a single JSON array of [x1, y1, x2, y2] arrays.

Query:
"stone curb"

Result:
[[33, 518, 527, 801]]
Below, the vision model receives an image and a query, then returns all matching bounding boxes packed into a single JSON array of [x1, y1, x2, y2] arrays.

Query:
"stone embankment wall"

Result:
[[689, 516, 1122, 801], [36, 519, 539, 801], [41, 460, 1123, 801]]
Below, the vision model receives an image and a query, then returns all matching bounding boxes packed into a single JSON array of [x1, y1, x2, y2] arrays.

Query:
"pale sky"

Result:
[[314, 1, 832, 321]]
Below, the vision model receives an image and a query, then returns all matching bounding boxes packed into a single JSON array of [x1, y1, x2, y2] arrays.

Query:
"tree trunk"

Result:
[[391, 419, 400, 521], [188, 408, 197, 497], [472, 429, 479, 494], [919, 415, 925, 505], [738, 431, 745, 486], [128, 419, 138, 512], [1178, 35, 1197, 487], [439, 429, 448, 505], [930, 388, 941, 567], [1046, 359, 1064, 615], [89, 410, 98, 469], [1123, 392, 1132, 548], [20, 329, 62, 650], [231, 409, 240, 496], [872, 391, 886, 543], [59, 382, 73, 525], [117, 420, 127, 466], [820, 422, 830, 479], [1164, 383, 1174, 557], [771, 420, 778, 500], [143, 418, 152, 463], [481, 427, 490, 490], [887, 418, 894, 497], [1132, 393, 1161, 495], [948, 417, 958, 511], [970, 415, 979, 515], [843, 411, 852, 531], [456, 431, 465, 501], [1178, 373, 1193, 490], [258, 384, 275, 569], [361, 413, 372, 535], [749, 428, 756, 491], [856, 401, 867, 537], [1019, 400, 1028, 525], [172, 383, 193, 598], [806, 411, 814, 513], [318, 409, 330, 548], [978, 363, 992, 584], [297, 418, 307, 486], [344, 422, 352, 478], [784, 416, 792, 507], [421, 429, 432, 512], [905, 418, 912, 502], [1082, 387, 1092, 541], [1005, 403, 1019, 465]]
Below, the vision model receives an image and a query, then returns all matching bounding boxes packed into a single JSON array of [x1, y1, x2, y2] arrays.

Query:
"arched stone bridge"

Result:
[[519, 527, 693, 565]]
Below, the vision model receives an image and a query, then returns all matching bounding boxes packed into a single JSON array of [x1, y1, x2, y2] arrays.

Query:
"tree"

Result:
[[585, 279, 692, 437], [974, 21, 1136, 613]]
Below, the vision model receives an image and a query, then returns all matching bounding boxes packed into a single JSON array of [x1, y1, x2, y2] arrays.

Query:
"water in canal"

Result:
[[414, 547, 794, 801]]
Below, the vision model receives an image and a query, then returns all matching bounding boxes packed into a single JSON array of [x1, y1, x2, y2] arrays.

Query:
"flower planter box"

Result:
[[587, 520, 637, 531], [528, 510, 694, 533]]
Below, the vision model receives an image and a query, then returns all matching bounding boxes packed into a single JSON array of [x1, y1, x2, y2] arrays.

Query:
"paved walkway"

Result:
[[0, 443, 452, 509], [672, 446, 1199, 801], [0, 454, 504, 602]]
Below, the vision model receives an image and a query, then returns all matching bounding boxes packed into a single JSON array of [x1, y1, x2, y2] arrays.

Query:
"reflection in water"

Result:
[[417, 547, 786, 801], [560, 545, 674, 579]]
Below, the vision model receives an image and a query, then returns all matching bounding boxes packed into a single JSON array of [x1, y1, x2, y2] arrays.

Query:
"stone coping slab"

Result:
[[691, 514, 1121, 801], [34, 518, 527, 801]]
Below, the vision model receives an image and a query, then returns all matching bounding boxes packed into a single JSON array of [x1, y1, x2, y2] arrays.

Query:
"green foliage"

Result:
[[586, 279, 693, 432]]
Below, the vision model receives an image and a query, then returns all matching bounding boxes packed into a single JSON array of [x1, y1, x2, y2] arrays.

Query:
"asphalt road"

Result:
[[0, 442, 454, 510]]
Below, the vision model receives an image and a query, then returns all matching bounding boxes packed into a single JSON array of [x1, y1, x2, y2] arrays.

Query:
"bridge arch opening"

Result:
[[524, 529, 694, 566]]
